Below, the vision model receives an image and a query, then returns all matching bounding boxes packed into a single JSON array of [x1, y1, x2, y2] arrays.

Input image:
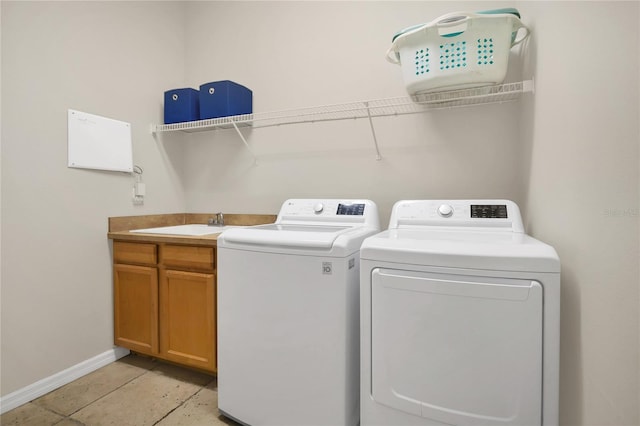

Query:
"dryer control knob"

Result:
[[438, 204, 454, 218], [313, 203, 324, 214]]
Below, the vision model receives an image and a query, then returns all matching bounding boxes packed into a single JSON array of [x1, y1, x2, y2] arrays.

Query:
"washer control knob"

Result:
[[438, 204, 454, 218], [313, 203, 324, 214]]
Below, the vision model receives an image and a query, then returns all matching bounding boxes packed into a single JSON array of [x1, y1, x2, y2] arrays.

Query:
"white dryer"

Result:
[[217, 199, 380, 426], [360, 200, 560, 426]]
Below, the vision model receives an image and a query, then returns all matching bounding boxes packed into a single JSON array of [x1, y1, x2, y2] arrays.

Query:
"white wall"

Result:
[[1, 2, 639, 425], [181, 1, 526, 222], [1, 1, 188, 395], [181, 1, 640, 425], [0, 1, 3, 398], [518, 2, 639, 425]]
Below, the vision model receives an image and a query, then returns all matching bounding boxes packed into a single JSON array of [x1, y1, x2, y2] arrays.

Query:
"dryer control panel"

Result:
[[389, 200, 524, 233]]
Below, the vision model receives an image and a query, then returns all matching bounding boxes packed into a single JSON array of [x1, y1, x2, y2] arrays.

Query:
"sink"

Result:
[[130, 224, 239, 236]]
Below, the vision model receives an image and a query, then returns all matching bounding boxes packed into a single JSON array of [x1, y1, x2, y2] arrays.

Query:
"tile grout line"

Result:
[[21, 357, 217, 425], [26, 403, 77, 426], [151, 378, 215, 426], [43, 363, 157, 422]]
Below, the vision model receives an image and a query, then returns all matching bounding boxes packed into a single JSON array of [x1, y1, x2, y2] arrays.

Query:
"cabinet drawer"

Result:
[[114, 241, 157, 265], [162, 245, 215, 270]]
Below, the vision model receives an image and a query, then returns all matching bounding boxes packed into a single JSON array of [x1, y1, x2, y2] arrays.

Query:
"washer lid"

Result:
[[361, 228, 560, 273], [220, 224, 353, 249]]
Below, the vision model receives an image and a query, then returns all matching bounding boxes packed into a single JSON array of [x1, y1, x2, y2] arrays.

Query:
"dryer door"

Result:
[[371, 268, 543, 426]]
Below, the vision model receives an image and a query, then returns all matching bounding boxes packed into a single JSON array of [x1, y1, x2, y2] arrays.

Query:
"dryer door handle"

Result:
[[377, 269, 537, 301]]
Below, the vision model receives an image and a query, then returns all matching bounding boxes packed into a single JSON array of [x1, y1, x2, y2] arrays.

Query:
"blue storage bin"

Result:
[[164, 88, 200, 124], [199, 80, 252, 119]]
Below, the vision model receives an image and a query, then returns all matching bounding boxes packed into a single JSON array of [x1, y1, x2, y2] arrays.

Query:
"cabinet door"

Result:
[[113, 264, 159, 355], [160, 269, 216, 372]]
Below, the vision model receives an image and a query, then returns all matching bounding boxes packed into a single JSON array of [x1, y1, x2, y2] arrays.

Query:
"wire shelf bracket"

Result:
[[230, 120, 257, 165], [364, 102, 382, 161]]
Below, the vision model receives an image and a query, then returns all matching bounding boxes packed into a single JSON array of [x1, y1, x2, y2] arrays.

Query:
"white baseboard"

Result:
[[0, 347, 130, 414]]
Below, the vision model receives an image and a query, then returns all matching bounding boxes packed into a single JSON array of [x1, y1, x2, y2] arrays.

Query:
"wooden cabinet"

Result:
[[114, 241, 158, 265], [160, 244, 216, 371], [113, 263, 159, 354], [161, 270, 215, 371], [162, 245, 214, 270], [112, 240, 217, 373]]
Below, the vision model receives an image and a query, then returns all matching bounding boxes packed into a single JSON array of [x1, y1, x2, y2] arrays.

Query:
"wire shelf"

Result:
[[151, 80, 534, 134]]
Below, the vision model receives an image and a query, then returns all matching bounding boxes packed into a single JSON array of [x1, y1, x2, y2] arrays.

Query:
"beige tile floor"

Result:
[[1, 354, 241, 426]]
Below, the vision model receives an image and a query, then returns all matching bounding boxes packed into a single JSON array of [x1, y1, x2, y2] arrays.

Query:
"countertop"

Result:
[[107, 212, 277, 246]]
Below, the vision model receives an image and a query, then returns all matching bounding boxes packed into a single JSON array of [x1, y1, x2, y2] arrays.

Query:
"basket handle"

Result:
[[431, 12, 475, 25], [431, 11, 473, 37], [435, 11, 531, 47], [432, 12, 473, 26], [385, 43, 402, 64], [385, 23, 429, 64], [511, 20, 530, 47]]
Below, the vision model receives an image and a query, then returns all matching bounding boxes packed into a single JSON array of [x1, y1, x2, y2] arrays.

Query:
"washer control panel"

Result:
[[389, 200, 524, 232], [336, 203, 366, 216], [277, 199, 380, 227], [470, 204, 508, 219], [437, 204, 454, 218], [310, 202, 365, 216]]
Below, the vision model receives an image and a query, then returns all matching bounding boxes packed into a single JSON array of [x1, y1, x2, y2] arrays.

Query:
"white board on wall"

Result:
[[67, 109, 133, 172]]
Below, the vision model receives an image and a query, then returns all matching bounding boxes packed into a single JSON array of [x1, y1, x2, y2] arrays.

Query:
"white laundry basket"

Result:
[[387, 10, 529, 94]]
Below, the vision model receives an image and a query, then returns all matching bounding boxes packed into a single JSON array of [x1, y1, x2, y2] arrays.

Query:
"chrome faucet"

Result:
[[208, 212, 224, 227]]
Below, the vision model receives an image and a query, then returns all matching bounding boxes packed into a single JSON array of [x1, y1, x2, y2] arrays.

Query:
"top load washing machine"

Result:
[[360, 200, 560, 426], [217, 199, 380, 426]]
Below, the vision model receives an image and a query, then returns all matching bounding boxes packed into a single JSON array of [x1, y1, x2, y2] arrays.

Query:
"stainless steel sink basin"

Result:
[[130, 224, 239, 236]]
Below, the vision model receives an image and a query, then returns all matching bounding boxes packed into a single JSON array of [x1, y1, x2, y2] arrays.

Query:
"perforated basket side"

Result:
[[394, 14, 521, 93]]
